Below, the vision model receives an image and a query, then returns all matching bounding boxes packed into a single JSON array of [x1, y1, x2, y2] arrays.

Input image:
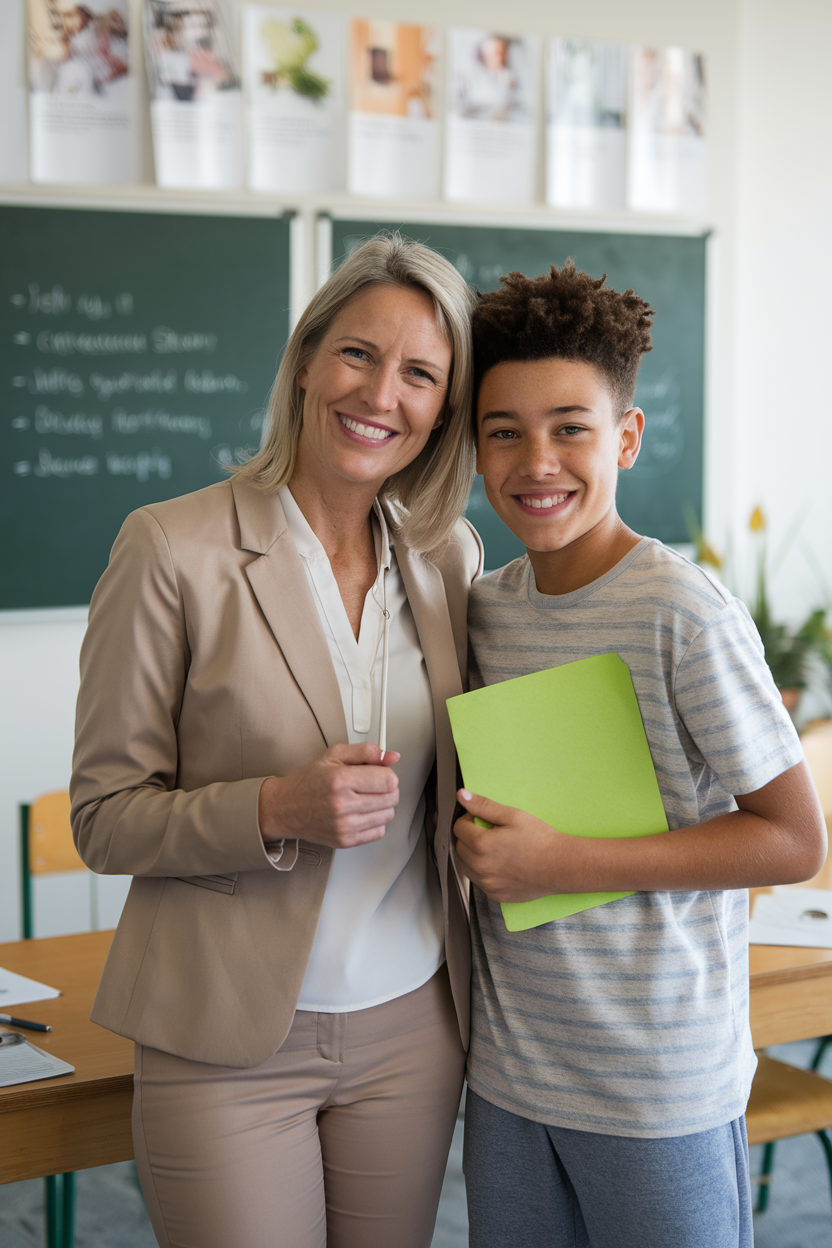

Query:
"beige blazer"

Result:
[[71, 478, 482, 1069]]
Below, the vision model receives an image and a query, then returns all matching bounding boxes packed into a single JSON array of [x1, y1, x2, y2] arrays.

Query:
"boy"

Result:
[[454, 263, 826, 1248]]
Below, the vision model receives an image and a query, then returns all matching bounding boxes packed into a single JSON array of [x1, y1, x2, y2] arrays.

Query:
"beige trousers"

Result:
[[132, 966, 465, 1248]]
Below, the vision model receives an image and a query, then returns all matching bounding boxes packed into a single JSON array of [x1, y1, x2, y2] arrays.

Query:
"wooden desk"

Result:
[[0, 930, 134, 1185], [749, 850, 832, 1049], [1, 859, 831, 1184]]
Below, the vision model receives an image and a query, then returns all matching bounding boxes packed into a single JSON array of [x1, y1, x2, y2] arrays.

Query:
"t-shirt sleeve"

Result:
[[673, 597, 803, 796]]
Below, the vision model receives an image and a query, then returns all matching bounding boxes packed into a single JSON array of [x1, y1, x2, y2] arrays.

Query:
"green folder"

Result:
[[446, 652, 668, 932]]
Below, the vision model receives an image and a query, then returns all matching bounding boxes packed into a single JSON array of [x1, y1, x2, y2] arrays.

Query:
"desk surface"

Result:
[[0, 930, 134, 1183], [1, 857, 831, 1181]]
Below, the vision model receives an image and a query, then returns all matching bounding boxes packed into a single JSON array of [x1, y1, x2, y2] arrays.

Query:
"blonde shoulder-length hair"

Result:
[[233, 233, 476, 553]]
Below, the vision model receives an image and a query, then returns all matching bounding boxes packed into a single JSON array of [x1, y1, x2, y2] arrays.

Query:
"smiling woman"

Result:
[[70, 234, 482, 1248]]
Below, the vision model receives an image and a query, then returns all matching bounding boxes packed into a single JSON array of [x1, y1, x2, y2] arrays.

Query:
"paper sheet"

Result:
[[0, 1033, 74, 1088], [447, 652, 668, 931], [0, 966, 61, 1008], [748, 888, 832, 949]]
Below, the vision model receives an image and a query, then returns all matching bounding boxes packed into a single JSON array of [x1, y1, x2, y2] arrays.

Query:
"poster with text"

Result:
[[628, 46, 706, 214], [444, 28, 539, 205], [244, 7, 344, 193], [545, 38, 627, 210], [27, 0, 137, 183], [348, 20, 440, 200], [144, 0, 243, 189], [1, 0, 27, 181]]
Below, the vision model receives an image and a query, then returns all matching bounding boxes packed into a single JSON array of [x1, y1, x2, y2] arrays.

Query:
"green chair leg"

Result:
[[811, 1036, 832, 1072], [818, 1129, 832, 1212], [45, 1173, 60, 1248], [62, 1172, 76, 1248], [756, 1140, 776, 1213]]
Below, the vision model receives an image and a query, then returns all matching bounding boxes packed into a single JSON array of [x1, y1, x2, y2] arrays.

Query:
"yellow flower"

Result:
[[750, 506, 766, 532], [696, 540, 724, 570]]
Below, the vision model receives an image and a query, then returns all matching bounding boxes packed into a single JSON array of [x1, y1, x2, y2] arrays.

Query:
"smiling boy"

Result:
[[455, 264, 827, 1248]]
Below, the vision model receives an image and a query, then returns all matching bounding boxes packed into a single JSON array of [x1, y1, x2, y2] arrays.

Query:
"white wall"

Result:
[[2, 0, 783, 940], [734, 0, 832, 642]]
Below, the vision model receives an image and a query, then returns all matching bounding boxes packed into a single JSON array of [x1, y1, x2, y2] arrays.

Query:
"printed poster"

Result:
[[444, 28, 539, 205], [27, 0, 137, 183], [348, 20, 440, 200], [546, 38, 627, 211], [244, 6, 345, 193], [1, 0, 27, 181], [628, 46, 707, 214], [144, 0, 243, 190]]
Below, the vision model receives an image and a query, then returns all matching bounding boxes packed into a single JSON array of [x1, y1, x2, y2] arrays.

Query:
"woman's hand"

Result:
[[259, 743, 401, 850]]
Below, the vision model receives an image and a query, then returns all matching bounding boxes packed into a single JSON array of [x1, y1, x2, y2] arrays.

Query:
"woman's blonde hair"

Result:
[[234, 232, 476, 553]]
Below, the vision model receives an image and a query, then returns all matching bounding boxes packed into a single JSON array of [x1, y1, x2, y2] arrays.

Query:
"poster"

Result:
[[144, 0, 243, 190], [628, 46, 707, 214], [0, 0, 27, 181], [348, 20, 440, 200], [27, 0, 137, 183], [244, 7, 345, 193], [545, 38, 627, 211], [444, 28, 539, 205]]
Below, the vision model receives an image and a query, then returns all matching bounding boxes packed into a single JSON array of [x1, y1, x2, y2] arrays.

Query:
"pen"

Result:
[[0, 1014, 52, 1033]]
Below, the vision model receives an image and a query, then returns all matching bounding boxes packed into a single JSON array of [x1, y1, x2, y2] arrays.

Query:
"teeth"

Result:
[[338, 414, 394, 441], [520, 494, 569, 509]]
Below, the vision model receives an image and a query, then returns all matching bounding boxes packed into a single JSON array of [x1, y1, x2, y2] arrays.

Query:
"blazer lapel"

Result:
[[394, 537, 464, 791], [232, 478, 347, 749]]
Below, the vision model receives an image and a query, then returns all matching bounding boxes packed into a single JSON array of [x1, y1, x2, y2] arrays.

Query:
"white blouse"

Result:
[[278, 486, 445, 1013]]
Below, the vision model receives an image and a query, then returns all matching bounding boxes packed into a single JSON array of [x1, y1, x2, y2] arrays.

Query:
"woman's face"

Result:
[[295, 283, 452, 498]]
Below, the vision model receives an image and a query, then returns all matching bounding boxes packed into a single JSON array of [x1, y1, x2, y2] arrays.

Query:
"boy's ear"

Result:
[[618, 408, 645, 470]]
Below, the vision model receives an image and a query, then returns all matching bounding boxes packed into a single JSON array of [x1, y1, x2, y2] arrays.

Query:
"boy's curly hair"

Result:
[[472, 261, 655, 416]]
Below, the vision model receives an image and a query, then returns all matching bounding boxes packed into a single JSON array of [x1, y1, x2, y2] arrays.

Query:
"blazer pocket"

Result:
[[174, 872, 238, 895]]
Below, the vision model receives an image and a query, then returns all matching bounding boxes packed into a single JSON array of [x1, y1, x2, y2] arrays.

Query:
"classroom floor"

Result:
[[1, 1043, 830, 1248]]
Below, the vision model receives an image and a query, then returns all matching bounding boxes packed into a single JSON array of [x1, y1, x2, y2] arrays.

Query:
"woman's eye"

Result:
[[492, 429, 518, 441], [407, 367, 435, 383], [342, 346, 369, 362], [561, 425, 585, 436]]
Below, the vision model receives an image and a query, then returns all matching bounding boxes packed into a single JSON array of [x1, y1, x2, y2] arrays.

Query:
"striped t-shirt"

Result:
[[466, 537, 803, 1139]]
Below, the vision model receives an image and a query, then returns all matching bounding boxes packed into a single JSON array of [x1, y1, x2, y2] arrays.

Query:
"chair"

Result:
[[747, 1053, 832, 1215], [19, 792, 80, 1248]]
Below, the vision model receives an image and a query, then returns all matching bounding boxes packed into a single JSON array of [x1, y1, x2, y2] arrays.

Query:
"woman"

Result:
[[71, 235, 482, 1248]]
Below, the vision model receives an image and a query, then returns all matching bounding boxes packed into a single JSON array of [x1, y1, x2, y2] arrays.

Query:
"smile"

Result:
[[337, 413, 396, 441], [517, 493, 573, 510]]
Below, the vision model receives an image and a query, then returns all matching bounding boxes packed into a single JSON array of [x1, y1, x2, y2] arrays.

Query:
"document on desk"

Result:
[[0, 966, 61, 1008], [749, 887, 832, 948], [446, 652, 668, 932], [0, 1032, 74, 1088]]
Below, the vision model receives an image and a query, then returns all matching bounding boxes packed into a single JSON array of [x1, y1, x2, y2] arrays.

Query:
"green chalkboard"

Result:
[[332, 219, 706, 570], [1, 205, 290, 610]]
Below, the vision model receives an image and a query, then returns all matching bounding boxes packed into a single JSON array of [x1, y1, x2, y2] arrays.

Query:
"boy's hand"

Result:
[[454, 789, 567, 902]]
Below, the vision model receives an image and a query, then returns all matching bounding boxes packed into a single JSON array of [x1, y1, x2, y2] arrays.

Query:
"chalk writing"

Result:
[[90, 370, 177, 400], [152, 326, 218, 354], [184, 369, 247, 394], [111, 408, 212, 439], [36, 330, 148, 355], [34, 405, 104, 438], [106, 449, 172, 481]]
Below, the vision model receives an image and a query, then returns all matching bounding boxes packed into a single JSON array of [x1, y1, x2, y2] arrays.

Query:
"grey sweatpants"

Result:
[[463, 1088, 753, 1248]]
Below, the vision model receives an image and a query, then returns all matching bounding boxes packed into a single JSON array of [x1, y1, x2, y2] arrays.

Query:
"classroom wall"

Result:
[[3, 0, 826, 939], [733, 0, 832, 640]]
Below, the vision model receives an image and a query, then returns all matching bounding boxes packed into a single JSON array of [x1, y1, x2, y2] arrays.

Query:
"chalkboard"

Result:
[[332, 218, 706, 569], [1, 205, 291, 610]]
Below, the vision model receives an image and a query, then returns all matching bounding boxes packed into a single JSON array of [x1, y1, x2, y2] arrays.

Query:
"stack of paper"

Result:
[[447, 652, 668, 931], [749, 888, 832, 949], [0, 1032, 73, 1088], [0, 966, 60, 1009]]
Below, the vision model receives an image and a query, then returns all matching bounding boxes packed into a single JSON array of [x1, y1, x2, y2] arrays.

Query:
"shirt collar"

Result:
[[278, 485, 391, 572]]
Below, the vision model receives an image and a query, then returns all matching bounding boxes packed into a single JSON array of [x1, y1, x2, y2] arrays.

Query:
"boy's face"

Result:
[[476, 358, 643, 557]]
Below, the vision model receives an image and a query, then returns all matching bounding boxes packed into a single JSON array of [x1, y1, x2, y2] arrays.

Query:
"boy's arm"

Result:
[[454, 758, 827, 902]]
